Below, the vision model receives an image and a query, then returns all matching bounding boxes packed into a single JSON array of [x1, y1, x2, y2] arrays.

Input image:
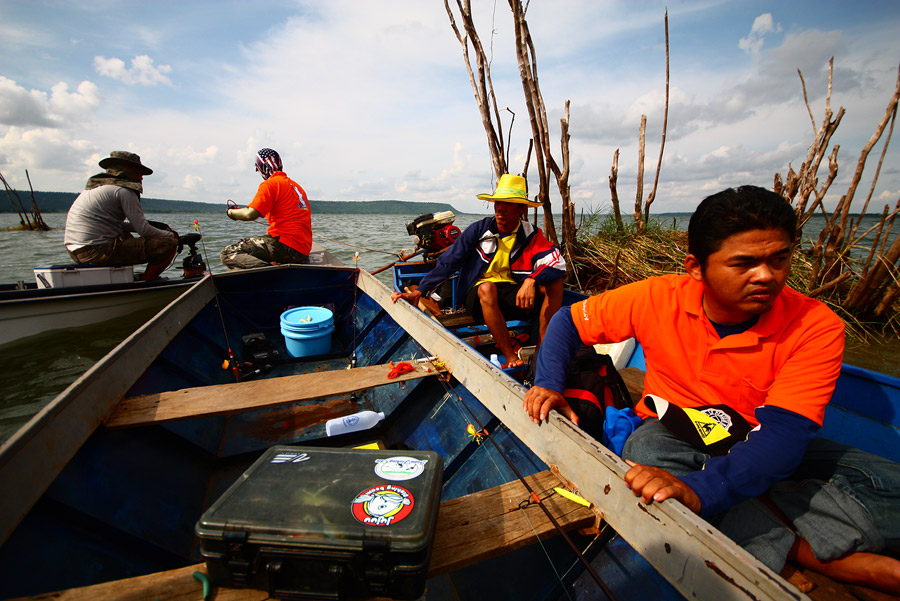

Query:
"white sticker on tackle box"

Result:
[[270, 451, 310, 464], [374, 456, 428, 481]]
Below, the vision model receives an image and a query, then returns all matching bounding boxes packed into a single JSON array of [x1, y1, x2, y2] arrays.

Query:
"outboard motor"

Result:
[[406, 211, 460, 258], [177, 233, 206, 277]]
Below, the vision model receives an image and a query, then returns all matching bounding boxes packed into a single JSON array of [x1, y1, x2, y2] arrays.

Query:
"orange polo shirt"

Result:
[[249, 171, 312, 255], [570, 274, 845, 426]]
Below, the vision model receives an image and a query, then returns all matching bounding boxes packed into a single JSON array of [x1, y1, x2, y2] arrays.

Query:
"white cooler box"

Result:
[[34, 264, 135, 289]]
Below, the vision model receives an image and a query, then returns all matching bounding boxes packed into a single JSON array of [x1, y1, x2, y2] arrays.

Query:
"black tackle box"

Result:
[[196, 445, 443, 600]]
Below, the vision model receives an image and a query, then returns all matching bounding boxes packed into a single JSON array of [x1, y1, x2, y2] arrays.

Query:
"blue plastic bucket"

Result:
[[280, 306, 334, 358]]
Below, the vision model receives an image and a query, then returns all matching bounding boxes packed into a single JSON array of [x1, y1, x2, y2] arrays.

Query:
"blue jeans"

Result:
[[622, 418, 900, 572]]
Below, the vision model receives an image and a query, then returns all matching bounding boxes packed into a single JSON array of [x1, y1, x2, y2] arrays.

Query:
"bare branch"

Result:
[[798, 69, 816, 133], [836, 61, 900, 248], [643, 10, 670, 222], [609, 149, 623, 232], [850, 100, 897, 241], [444, 0, 506, 177], [635, 115, 646, 230]]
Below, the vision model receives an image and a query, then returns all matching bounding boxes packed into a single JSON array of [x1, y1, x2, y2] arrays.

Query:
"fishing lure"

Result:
[[466, 423, 488, 444], [553, 487, 592, 507]]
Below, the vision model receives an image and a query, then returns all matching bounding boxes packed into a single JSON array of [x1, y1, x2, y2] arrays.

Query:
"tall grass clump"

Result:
[[570, 212, 687, 294]]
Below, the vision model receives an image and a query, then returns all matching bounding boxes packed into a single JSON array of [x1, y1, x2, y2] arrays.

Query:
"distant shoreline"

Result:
[[1, 190, 462, 216]]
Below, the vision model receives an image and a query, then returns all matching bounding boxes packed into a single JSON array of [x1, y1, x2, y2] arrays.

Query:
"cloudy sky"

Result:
[[1, 0, 898, 214]]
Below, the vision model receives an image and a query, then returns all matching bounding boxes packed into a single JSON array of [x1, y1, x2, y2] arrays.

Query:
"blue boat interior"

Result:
[[4, 262, 899, 600], [0, 266, 679, 601]]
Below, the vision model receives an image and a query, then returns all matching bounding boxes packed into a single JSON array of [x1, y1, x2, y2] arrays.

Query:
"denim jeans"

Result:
[[622, 418, 900, 572]]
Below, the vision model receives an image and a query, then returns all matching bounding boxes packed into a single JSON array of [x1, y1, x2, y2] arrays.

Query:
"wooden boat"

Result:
[[0, 238, 335, 349], [0, 232, 211, 348], [0, 275, 197, 347], [1, 263, 898, 601]]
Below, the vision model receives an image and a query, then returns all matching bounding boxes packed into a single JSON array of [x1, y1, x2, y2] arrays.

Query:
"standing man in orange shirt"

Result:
[[221, 148, 312, 269], [524, 186, 900, 593]]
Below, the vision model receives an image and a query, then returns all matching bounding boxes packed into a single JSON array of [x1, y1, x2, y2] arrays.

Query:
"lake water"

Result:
[[0, 210, 488, 443], [1, 209, 898, 444], [0, 211, 489, 283]]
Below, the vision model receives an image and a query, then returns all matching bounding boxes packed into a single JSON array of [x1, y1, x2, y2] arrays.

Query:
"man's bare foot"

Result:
[[503, 358, 524, 369]]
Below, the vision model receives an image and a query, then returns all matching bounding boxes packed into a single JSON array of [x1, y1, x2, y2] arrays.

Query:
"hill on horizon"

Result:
[[2, 190, 462, 215]]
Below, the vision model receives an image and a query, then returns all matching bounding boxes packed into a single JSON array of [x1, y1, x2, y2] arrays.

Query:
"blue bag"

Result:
[[603, 406, 643, 456]]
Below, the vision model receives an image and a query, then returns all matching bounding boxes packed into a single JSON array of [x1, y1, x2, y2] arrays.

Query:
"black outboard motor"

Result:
[[177, 233, 206, 277]]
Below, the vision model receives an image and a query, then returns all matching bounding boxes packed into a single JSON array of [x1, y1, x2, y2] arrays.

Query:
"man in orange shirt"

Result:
[[221, 148, 312, 269], [524, 186, 900, 592]]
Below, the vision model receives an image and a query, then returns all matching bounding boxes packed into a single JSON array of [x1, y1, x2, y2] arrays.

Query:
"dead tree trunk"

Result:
[[509, 0, 565, 245], [0, 170, 33, 229], [609, 149, 624, 232], [643, 11, 670, 226], [610, 11, 670, 234], [26, 170, 50, 231], [444, 0, 508, 179], [634, 115, 646, 231]]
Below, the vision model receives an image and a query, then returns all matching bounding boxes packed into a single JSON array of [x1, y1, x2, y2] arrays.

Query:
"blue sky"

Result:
[[1, 0, 898, 214]]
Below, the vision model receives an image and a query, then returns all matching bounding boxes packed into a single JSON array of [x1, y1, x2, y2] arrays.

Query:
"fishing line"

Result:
[[428, 367, 601, 601], [421, 366, 574, 600], [193, 219, 241, 382], [412, 341, 617, 601], [313, 231, 402, 257], [229, 208, 402, 257]]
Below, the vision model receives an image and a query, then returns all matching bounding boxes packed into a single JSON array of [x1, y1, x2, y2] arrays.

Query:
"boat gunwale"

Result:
[[0, 263, 362, 547], [360, 268, 809, 601], [0, 274, 216, 544], [2, 265, 812, 600]]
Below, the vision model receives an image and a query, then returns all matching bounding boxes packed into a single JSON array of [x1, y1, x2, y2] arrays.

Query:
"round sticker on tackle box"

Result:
[[352, 484, 415, 526], [374, 456, 428, 481]]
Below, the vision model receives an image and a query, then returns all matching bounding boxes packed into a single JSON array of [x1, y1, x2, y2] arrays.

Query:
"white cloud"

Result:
[[93, 55, 173, 86], [738, 13, 782, 58], [1, 0, 897, 218], [0, 126, 94, 173], [48, 81, 102, 121], [0, 76, 100, 128], [184, 174, 202, 189], [168, 145, 219, 163]]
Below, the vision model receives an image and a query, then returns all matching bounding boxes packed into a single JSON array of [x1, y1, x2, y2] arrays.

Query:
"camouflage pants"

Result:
[[220, 235, 309, 270], [68, 234, 177, 267]]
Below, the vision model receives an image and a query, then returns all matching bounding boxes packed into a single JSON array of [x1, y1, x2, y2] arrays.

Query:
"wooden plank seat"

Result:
[[105, 362, 440, 429], [435, 312, 478, 328], [12, 470, 597, 601]]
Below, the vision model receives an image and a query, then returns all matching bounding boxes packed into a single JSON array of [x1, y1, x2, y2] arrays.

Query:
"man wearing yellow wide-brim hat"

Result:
[[391, 174, 566, 367]]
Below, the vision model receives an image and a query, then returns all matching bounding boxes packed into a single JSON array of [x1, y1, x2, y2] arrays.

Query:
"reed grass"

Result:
[[570, 212, 896, 342]]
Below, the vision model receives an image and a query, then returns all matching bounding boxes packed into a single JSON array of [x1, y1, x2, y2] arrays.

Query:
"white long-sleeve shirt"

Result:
[[64, 185, 174, 250]]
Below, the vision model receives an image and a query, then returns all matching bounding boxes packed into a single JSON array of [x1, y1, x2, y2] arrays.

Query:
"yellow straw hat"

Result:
[[477, 174, 542, 207]]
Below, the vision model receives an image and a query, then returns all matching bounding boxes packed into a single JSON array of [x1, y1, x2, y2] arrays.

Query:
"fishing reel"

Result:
[[229, 333, 280, 381], [177, 232, 206, 277], [406, 212, 460, 259]]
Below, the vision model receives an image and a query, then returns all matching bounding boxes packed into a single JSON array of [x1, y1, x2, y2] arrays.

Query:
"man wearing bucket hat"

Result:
[[64, 150, 178, 281], [391, 174, 566, 368], [523, 186, 900, 592], [221, 148, 312, 269]]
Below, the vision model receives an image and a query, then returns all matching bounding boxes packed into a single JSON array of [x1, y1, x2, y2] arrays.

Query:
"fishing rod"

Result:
[[421, 347, 619, 601], [193, 218, 241, 382]]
